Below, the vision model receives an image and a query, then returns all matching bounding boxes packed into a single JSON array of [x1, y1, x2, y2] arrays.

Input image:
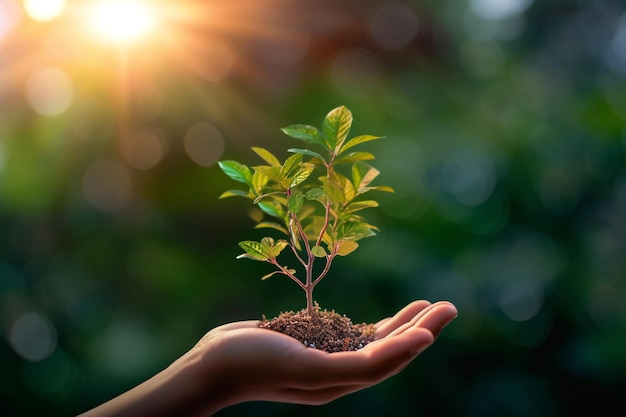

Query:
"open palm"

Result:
[[194, 300, 458, 407]]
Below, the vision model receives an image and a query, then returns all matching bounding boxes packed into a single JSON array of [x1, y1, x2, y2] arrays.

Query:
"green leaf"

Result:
[[321, 176, 345, 205], [251, 170, 270, 196], [288, 192, 304, 214], [269, 239, 289, 258], [261, 237, 275, 247], [255, 221, 288, 234], [341, 174, 356, 204], [262, 267, 296, 280], [218, 189, 250, 199], [281, 153, 303, 178], [377, 185, 395, 193], [261, 270, 283, 280], [237, 253, 266, 261], [344, 200, 379, 213], [237, 241, 268, 260], [323, 105, 352, 151], [290, 163, 315, 187], [338, 223, 377, 241], [287, 148, 327, 164], [218, 160, 252, 185], [311, 245, 327, 258], [253, 191, 285, 204], [334, 152, 375, 165], [252, 147, 281, 166], [258, 201, 285, 219], [336, 240, 359, 256], [338, 135, 383, 155], [221, 106, 390, 277], [358, 185, 395, 194], [259, 237, 289, 259], [253, 165, 284, 183], [352, 162, 380, 193], [281, 124, 323, 145], [327, 171, 354, 204], [304, 188, 325, 201]]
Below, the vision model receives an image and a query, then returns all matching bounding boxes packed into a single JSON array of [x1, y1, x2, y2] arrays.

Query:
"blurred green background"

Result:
[[2, 0, 625, 415]]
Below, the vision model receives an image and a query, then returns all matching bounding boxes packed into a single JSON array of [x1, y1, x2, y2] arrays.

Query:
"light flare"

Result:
[[87, 0, 156, 44]]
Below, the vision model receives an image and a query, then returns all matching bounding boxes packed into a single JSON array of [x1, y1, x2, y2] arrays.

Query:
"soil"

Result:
[[259, 303, 376, 353]]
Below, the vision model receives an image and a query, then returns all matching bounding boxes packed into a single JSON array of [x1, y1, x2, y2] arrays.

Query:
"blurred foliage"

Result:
[[1, 0, 625, 416]]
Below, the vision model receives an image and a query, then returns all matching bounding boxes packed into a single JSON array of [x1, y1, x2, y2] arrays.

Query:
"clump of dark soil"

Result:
[[259, 304, 376, 353]]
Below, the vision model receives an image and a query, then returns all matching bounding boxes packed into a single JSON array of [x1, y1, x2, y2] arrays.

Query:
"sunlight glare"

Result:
[[24, 0, 65, 22], [88, 0, 156, 44]]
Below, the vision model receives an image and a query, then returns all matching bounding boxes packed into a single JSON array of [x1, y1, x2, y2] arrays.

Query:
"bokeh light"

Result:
[[184, 122, 225, 167], [81, 159, 132, 212], [23, 0, 65, 22], [25, 67, 73, 116], [440, 150, 497, 207], [499, 281, 543, 322], [607, 12, 626, 74], [121, 128, 168, 170], [23, 348, 76, 400], [330, 49, 379, 99], [9, 312, 58, 362], [92, 318, 161, 379], [469, 0, 534, 20], [368, 1, 419, 51]]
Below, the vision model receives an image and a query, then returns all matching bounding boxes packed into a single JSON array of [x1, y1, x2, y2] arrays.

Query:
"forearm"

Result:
[[79, 350, 232, 417]]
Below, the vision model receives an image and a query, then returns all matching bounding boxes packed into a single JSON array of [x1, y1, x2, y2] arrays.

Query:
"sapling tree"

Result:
[[218, 105, 393, 316]]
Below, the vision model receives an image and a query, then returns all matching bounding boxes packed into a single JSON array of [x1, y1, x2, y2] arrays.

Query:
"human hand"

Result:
[[193, 300, 458, 413], [79, 300, 457, 417]]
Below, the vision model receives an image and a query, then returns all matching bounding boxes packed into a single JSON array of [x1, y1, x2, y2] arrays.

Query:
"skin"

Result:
[[80, 300, 458, 417]]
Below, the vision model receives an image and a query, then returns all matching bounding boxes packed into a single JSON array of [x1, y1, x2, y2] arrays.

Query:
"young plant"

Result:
[[218, 105, 393, 315]]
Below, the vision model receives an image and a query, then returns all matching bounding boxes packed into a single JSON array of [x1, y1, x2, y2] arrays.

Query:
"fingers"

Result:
[[293, 326, 434, 389], [291, 301, 457, 391], [375, 300, 432, 339], [385, 301, 457, 339], [415, 301, 457, 338]]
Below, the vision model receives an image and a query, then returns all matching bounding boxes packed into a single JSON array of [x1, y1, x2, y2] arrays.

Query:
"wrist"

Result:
[[184, 343, 241, 416]]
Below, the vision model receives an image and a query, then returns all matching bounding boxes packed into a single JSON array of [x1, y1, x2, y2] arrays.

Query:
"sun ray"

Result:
[[2, 0, 364, 156]]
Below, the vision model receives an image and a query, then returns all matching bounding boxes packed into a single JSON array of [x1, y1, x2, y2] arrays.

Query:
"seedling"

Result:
[[218, 105, 393, 316]]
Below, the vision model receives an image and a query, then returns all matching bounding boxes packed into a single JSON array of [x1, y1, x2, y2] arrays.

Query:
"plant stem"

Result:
[[305, 283, 314, 316], [303, 157, 337, 315], [289, 212, 316, 315], [315, 201, 331, 247], [312, 248, 337, 287]]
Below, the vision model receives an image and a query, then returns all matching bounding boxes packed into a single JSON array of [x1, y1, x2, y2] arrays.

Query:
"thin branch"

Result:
[[291, 212, 316, 287], [289, 243, 307, 267], [292, 212, 312, 255], [269, 259, 307, 291], [312, 247, 337, 287]]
